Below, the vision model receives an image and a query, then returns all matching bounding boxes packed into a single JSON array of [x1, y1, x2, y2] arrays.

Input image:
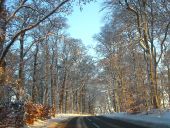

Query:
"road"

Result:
[[63, 116, 149, 128]]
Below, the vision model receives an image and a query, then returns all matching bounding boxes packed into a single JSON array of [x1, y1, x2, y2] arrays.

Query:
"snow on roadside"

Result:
[[26, 113, 91, 128], [24, 119, 47, 128], [49, 113, 91, 122], [104, 109, 170, 127]]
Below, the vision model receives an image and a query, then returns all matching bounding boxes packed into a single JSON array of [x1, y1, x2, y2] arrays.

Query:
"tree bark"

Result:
[[0, 0, 6, 85], [59, 71, 66, 113], [32, 44, 39, 103], [167, 65, 170, 106], [0, 0, 6, 104], [17, 32, 25, 100], [43, 43, 50, 105], [125, 0, 160, 109], [0, 60, 6, 104], [0, 0, 6, 56], [50, 61, 57, 110]]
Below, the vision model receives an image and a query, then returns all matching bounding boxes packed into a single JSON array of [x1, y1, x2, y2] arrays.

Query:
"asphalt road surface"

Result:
[[63, 116, 151, 128]]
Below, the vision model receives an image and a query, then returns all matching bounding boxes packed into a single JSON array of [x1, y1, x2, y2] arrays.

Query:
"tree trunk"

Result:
[[0, 60, 5, 86], [50, 49, 55, 107], [167, 66, 170, 106], [75, 90, 78, 112], [50, 65, 57, 109], [0, 0, 6, 85], [59, 71, 66, 113], [149, 53, 160, 109], [82, 86, 86, 113], [0, 0, 6, 104], [0, 0, 6, 56], [43, 43, 50, 105], [32, 44, 39, 103], [114, 82, 120, 112], [0, 60, 6, 104], [17, 32, 25, 101], [65, 90, 68, 113], [71, 88, 74, 113]]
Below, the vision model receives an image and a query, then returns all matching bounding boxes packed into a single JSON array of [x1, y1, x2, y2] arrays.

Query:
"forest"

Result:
[[0, 0, 170, 127]]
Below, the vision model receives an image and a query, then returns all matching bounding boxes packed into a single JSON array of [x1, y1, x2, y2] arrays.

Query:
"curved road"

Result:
[[64, 116, 150, 128]]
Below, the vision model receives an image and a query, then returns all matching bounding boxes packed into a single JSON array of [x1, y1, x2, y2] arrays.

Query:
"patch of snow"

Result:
[[50, 114, 92, 127], [25, 119, 47, 128], [26, 113, 91, 128], [104, 109, 170, 127]]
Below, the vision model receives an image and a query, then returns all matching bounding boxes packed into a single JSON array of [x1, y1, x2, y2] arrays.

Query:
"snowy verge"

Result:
[[104, 109, 170, 128], [49, 113, 91, 122], [24, 119, 47, 128], [26, 113, 91, 128]]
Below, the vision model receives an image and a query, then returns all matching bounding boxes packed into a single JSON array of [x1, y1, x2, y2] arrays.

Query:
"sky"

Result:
[[66, 1, 105, 57]]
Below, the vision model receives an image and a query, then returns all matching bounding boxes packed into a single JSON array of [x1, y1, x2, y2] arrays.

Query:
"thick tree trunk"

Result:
[[114, 83, 120, 112], [0, 0, 6, 104], [0, 60, 5, 85], [71, 88, 74, 113], [79, 89, 83, 113], [0, 0, 6, 56], [19, 33, 25, 87], [0, 0, 6, 84], [32, 44, 39, 103], [82, 86, 86, 113], [65, 90, 68, 113], [51, 47, 58, 113], [51, 65, 57, 109], [17, 32, 25, 101], [75, 90, 78, 112], [125, 0, 161, 109], [59, 72, 66, 113], [0, 60, 6, 104], [73, 90, 76, 112], [43, 43, 50, 105], [148, 53, 160, 109], [50, 51, 55, 107], [78, 92, 81, 113]]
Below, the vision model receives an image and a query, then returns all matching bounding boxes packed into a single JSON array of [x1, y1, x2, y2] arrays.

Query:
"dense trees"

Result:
[[95, 0, 170, 113], [0, 1, 170, 125], [0, 1, 96, 126], [0, 0, 95, 102], [0, 0, 71, 104]]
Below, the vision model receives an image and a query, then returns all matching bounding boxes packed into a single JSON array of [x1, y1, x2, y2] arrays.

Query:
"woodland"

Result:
[[0, 0, 170, 127]]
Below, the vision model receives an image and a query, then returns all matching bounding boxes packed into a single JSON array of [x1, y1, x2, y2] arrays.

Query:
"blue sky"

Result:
[[67, 1, 105, 56]]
